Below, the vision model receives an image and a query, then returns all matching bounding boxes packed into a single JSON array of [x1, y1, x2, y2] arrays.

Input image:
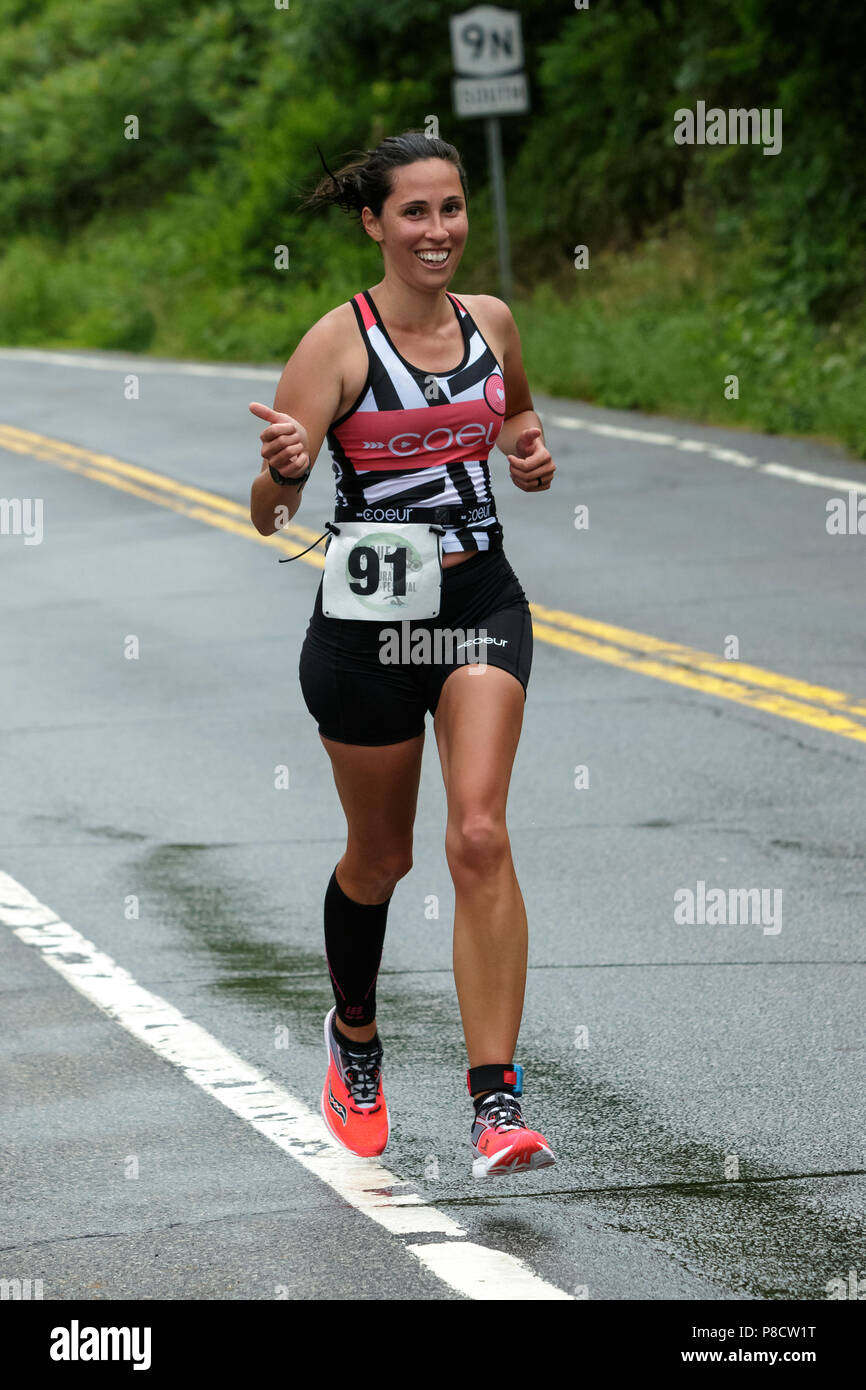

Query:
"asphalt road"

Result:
[[1, 346, 864, 1301]]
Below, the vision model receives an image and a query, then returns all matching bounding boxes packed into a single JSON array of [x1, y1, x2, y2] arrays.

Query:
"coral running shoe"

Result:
[[471, 1092, 555, 1177], [320, 1007, 389, 1157]]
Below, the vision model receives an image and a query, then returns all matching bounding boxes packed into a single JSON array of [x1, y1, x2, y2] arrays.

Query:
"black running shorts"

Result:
[[298, 547, 533, 746]]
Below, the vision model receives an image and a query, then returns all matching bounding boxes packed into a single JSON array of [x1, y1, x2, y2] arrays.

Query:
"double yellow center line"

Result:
[[531, 607, 866, 744], [3, 423, 865, 745]]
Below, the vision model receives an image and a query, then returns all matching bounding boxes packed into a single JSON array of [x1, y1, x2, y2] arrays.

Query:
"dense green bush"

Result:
[[0, 0, 863, 453]]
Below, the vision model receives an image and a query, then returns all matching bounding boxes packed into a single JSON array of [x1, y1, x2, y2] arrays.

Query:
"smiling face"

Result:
[[362, 158, 468, 287]]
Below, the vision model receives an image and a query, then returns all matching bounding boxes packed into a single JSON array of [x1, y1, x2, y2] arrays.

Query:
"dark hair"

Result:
[[301, 130, 468, 223]]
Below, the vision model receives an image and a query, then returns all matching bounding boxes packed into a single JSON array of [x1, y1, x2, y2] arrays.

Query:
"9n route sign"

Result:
[[449, 6, 529, 301], [450, 5, 529, 117]]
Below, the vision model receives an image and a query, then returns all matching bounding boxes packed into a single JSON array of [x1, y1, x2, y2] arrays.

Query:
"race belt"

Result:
[[333, 501, 498, 528], [277, 505, 503, 605]]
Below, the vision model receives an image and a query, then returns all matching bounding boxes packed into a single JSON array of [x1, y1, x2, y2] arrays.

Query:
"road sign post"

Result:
[[449, 6, 529, 305], [484, 115, 512, 304]]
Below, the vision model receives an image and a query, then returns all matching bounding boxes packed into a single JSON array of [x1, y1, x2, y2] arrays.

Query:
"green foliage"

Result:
[[0, 0, 863, 453], [518, 229, 866, 456]]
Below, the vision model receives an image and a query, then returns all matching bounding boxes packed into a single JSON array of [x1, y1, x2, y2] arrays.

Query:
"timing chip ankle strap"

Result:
[[467, 1063, 524, 1098]]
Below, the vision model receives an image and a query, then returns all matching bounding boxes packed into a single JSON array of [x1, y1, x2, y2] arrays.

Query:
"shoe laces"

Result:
[[342, 1046, 382, 1108], [477, 1091, 527, 1132]]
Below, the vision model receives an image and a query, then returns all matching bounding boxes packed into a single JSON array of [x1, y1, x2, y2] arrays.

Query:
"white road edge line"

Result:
[[1, 347, 862, 494], [547, 413, 866, 494], [0, 348, 279, 380], [0, 870, 572, 1302]]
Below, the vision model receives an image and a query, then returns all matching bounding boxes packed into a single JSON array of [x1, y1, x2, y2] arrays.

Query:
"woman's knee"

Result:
[[445, 814, 510, 880], [341, 845, 413, 900]]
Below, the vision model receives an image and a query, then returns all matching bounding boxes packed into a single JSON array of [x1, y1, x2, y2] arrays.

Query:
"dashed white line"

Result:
[[406, 1240, 573, 1300], [2, 348, 863, 493], [0, 870, 572, 1301], [547, 413, 866, 493], [758, 461, 866, 492], [0, 348, 277, 380]]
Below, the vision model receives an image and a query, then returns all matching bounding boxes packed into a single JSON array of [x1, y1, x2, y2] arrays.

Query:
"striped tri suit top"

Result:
[[326, 289, 507, 555]]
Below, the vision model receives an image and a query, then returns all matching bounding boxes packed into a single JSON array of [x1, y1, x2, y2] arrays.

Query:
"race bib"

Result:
[[322, 521, 444, 620]]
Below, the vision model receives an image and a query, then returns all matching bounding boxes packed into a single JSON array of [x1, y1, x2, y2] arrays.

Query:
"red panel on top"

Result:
[[331, 397, 503, 472]]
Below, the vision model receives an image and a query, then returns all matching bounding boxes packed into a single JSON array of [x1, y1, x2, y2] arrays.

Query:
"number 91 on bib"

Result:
[[322, 521, 444, 620]]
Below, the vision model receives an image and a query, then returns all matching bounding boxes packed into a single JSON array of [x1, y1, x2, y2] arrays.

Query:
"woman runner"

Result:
[[249, 132, 557, 1177]]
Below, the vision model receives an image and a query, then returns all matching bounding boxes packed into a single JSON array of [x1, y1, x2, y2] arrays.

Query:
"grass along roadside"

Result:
[[517, 229, 866, 459], [1, 215, 865, 460]]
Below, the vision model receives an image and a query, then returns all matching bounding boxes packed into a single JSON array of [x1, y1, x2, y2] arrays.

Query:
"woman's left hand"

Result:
[[507, 427, 555, 491]]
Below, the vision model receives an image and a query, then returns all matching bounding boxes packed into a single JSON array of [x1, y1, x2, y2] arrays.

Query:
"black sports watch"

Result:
[[269, 462, 311, 488]]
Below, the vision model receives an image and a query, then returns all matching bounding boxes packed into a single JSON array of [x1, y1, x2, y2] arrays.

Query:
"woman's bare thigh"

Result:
[[319, 730, 425, 860]]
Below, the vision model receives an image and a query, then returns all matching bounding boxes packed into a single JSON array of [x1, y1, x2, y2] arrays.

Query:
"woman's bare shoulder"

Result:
[[453, 293, 512, 364], [455, 293, 511, 322], [302, 298, 358, 347], [297, 299, 366, 420]]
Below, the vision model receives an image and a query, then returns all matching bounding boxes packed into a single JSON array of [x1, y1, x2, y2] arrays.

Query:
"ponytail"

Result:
[[299, 131, 468, 223]]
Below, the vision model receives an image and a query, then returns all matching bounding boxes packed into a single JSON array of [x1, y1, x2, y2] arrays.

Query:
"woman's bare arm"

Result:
[[250, 313, 345, 535]]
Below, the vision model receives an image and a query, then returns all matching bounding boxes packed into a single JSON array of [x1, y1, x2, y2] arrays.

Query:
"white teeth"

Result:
[[416, 251, 450, 263]]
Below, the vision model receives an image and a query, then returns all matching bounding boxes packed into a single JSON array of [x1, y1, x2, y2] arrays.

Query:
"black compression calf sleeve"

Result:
[[324, 866, 391, 1027]]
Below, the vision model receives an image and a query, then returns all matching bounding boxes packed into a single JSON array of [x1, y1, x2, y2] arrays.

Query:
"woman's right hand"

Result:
[[249, 401, 310, 479]]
